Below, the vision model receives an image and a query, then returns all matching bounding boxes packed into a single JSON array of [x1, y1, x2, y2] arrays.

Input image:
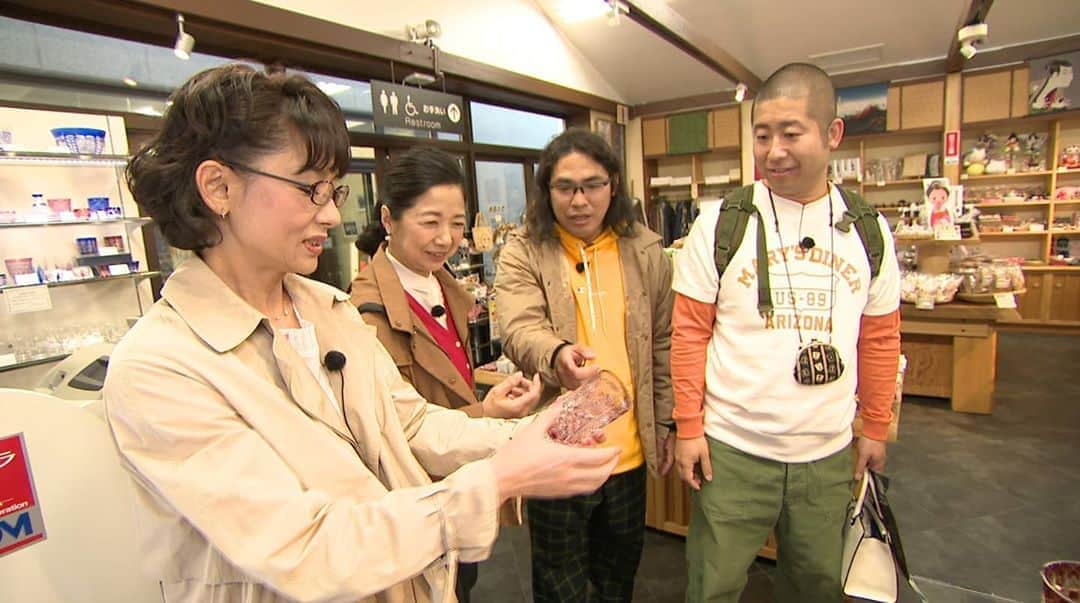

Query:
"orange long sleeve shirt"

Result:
[[671, 293, 900, 441]]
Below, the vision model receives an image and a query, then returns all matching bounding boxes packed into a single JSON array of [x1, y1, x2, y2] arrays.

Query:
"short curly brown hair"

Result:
[[127, 63, 350, 251]]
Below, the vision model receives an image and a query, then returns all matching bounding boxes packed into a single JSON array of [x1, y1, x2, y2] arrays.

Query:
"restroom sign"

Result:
[[0, 433, 47, 557], [371, 80, 465, 135]]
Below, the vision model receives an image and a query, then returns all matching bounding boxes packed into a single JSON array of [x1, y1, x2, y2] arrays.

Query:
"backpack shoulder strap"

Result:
[[834, 187, 885, 279], [713, 184, 758, 283]]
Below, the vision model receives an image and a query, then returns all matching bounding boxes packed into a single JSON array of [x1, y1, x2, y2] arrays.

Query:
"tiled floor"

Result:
[[472, 333, 1080, 602]]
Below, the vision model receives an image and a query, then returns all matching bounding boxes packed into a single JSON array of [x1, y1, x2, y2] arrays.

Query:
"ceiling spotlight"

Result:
[[406, 19, 441, 43], [174, 14, 195, 60], [122, 77, 138, 87], [957, 23, 988, 61], [734, 83, 747, 102]]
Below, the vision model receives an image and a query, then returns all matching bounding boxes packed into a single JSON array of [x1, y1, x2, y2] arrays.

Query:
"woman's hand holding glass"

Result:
[[492, 401, 618, 502]]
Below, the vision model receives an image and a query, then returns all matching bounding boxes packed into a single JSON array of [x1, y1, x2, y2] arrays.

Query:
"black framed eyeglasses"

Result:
[[549, 179, 610, 200], [222, 160, 350, 208]]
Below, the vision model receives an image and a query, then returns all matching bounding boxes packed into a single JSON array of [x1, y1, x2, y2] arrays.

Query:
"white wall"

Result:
[[253, 0, 625, 103]]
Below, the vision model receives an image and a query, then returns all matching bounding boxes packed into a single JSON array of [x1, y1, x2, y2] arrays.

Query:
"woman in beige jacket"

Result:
[[103, 64, 619, 603]]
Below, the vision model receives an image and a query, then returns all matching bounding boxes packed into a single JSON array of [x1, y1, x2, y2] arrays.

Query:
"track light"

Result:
[[406, 19, 442, 43], [734, 83, 747, 102], [174, 14, 195, 60], [957, 23, 988, 61]]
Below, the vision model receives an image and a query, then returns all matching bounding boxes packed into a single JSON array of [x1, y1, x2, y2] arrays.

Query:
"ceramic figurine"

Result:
[[1061, 143, 1080, 170], [1025, 133, 1048, 172], [1005, 133, 1022, 171], [964, 139, 988, 176]]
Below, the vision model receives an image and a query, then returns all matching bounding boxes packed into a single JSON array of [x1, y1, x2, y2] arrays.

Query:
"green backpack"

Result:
[[711, 184, 885, 316]]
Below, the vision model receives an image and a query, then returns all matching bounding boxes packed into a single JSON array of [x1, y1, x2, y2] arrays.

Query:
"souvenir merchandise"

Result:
[[1061, 144, 1080, 170], [899, 271, 963, 305], [471, 211, 494, 252]]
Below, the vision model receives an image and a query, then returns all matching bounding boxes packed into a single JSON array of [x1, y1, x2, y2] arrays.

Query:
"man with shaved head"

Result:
[[670, 63, 902, 601]]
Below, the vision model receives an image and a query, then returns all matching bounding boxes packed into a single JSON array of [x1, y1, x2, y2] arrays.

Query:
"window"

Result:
[[470, 101, 564, 149]]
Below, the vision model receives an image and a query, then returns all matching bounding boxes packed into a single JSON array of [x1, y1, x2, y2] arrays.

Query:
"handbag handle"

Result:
[[853, 472, 890, 540], [865, 470, 928, 603]]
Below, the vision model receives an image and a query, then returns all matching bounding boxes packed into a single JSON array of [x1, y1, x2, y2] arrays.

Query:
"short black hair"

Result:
[[355, 147, 465, 256], [127, 63, 350, 251], [527, 128, 635, 242], [752, 63, 837, 135]]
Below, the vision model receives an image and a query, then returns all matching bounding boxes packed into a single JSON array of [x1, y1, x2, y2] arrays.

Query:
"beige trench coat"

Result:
[[104, 257, 517, 603], [494, 224, 674, 477]]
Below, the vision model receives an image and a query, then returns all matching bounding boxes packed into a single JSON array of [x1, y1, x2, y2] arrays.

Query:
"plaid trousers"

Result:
[[527, 465, 647, 603]]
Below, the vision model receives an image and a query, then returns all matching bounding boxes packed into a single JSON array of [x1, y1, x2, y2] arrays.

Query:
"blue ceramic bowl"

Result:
[[50, 127, 107, 154]]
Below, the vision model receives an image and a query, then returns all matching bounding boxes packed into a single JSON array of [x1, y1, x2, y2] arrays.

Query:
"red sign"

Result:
[[0, 433, 47, 557], [944, 130, 960, 165]]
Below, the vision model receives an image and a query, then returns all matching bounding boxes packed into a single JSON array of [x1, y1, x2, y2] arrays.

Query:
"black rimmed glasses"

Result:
[[222, 160, 350, 208], [549, 179, 611, 200]]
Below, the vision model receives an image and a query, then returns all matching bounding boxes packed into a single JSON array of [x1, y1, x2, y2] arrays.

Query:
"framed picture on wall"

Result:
[[836, 82, 888, 135], [1029, 52, 1076, 114]]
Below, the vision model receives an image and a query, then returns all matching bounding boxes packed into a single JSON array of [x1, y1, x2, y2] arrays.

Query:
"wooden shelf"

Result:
[[649, 182, 692, 189], [1054, 199, 1080, 206], [960, 171, 1054, 182], [1022, 265, 1080, 272], [0, 271, 160, 292], [978, 231, 1049, 238], [961, 108, 1080, 129], [1057, 168, 1080, 176], [845, 126, 943, 142], [864, 179, 925, 188], [975, 201, 1052, 209], [1051, 229, 1080, 235]]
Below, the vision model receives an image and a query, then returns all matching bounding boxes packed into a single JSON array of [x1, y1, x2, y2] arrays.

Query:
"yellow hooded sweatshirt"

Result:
[[555, 224, 643, 474]]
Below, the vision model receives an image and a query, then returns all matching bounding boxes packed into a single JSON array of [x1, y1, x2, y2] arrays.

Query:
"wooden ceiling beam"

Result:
[[623, 0, 761, 93], [945, 0, 994, 73]]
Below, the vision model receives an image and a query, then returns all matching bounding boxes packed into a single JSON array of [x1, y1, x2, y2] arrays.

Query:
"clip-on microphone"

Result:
[[324, 350, 347, 372]]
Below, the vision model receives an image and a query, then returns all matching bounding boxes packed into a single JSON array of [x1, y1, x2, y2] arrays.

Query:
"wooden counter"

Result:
[[900, 301, 1019, 414]]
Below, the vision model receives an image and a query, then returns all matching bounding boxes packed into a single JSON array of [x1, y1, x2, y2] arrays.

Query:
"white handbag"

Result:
[[841, 470, 927, 603]]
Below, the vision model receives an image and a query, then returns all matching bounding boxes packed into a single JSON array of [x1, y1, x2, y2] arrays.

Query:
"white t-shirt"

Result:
[[673, 181, 900, 463]]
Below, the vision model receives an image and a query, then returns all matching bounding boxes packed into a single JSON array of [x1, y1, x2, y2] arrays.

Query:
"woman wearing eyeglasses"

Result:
[[103, 64, 619, 603], [494, 128, 676, 602], [350, 147, 541, 602]]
